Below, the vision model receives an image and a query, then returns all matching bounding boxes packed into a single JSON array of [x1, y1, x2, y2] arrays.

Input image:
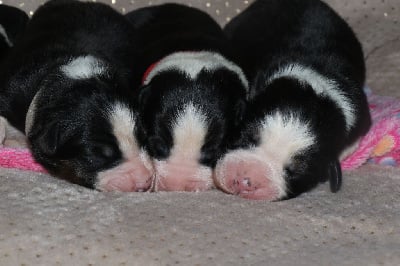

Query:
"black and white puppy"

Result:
[[0, 0, 154, 192], [215, 0, 371, 200], [125, 4, 248, 192]]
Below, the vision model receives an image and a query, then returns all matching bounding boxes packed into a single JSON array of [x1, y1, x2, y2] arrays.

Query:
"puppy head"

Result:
[[216, 111, 342, 200], [27, 56, 154, 191], [139, 72, 246, 162], [215, 78, 344, 200], [136, 51, 248, 191]]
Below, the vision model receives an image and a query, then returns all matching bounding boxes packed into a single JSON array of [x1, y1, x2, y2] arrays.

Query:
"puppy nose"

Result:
[[153, 159, 213, 192], [215, 151, 280, 200], [96, 160, 155, 192]]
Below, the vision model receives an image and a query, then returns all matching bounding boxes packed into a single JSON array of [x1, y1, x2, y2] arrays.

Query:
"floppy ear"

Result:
[[328, 160, 342, 193], [30, 122, 76, 158], [32, 123, 63, 156]]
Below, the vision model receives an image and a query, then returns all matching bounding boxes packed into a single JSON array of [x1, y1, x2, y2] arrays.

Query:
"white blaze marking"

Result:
[[0, 25, 13, 46], [96, 102, 153, 190], [108, 102, 138, 159], [142, 51, 249, 90], [152, 104, 212, 191], [61, 55, 107, 79], [171, 103, 208, 160], [267, 63, 355, 131], [257, 111, 316, 196]]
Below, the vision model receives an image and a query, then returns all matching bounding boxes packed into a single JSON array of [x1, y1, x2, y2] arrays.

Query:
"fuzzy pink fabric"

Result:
[[341, 89, 400, 169], [0, 147, 46, 172], [0, 89, 399, 173]]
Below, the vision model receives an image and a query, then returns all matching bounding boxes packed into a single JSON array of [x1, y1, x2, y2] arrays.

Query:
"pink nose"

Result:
[[154, 160, 213, 192], [97, 160, 154, 192], [215, 151, 280, 200]]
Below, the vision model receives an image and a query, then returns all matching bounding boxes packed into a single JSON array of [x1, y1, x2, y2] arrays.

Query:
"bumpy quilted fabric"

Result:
[[0, 1, 399, 265]]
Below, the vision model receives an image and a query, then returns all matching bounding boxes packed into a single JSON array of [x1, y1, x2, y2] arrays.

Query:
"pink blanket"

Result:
[[341, 89, 400, 169], [0, 89, 399, 173], [0, 147, 46, 172]]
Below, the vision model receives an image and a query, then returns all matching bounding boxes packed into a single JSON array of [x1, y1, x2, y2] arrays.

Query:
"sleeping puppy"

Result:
[[125, 4, 248, 192], [0, 0, 154, 192], [0, 5, 29, 146], [216, 0, 371, 200]]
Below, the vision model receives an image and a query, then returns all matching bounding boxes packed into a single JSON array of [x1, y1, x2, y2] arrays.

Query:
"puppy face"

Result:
[[137, 51, 248, 191], [215, 77, 345, 200], [27, 56, 154, 192]]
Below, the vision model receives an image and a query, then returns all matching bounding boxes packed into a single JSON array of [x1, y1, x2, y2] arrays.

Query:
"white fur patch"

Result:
[[258, 111, 316, 197], [0, 25, 13, 46], [143, 51, 249, 90], [152, 103, 213, 192], [170, 103, 208, 160], [108, 102, 139, 159], [267, 63, 355, 131], [61, 55, 107, 79], [95, 103, 154, 191]]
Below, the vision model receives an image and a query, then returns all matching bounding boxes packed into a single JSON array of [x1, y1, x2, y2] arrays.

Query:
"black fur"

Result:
[[0, 0, 141, 187], [0, 5, 29, 60], [224, 0, 371, 199], [125, 4, 247, 168]]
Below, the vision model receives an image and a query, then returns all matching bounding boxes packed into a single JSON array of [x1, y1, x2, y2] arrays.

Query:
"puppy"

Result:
[[215, 0, 371, 200], [0, 5, 29, 146], [0, 0, 154, 192], [125, 4, 248, 192]]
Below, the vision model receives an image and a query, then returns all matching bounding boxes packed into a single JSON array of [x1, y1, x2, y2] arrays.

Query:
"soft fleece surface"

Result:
[[0, 0, 399, 265]]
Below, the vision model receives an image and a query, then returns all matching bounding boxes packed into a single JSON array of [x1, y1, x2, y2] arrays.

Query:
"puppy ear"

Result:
[[328, 160, 342, 193], [33, 123, 63, 156], [31, 122, 75, 157]]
